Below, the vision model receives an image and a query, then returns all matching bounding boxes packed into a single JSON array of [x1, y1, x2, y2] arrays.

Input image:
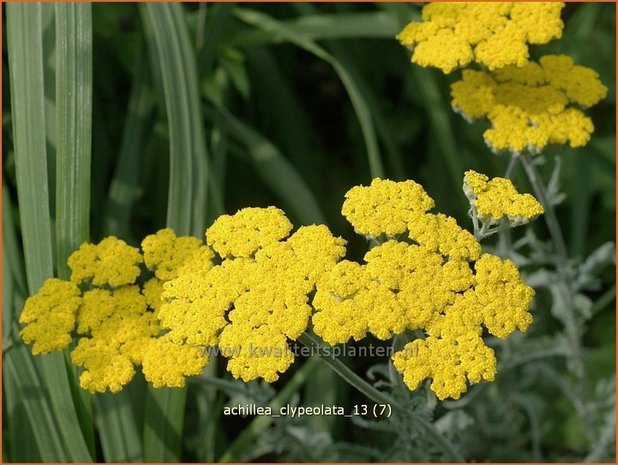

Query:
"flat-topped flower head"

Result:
[[71, 285, 160, 392], [19, 279, 81, 354], [451, 55, 608, 154], [341, 178, 434, 237], [161, 209, 346, 382], [397, 2, 564, 73], [206, 206, 293, 259], [393, 333, 497, 400], [68, 236, 143, 287], [314, 178, 534, 399], [464, 170, 544, 225]]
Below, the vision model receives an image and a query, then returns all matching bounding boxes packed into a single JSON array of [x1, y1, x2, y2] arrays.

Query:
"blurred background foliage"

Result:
[[2, 2, 616, 462]]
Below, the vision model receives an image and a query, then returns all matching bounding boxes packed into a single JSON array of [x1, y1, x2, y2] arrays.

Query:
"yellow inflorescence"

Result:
[[162, 213, 346, 383], [314, 178, 534, 399], [141, 335, 209, 388], [20, 177, 536, 400], [464, 170, 544, 225], [19, 278, 81, 355], [206, 206, 293, 258], [451, 55, 607, 153], [397, 2, 564, 73], [68, 236, 143, 287], [342, 178, 434, 237], [20, 230, 213, 393]]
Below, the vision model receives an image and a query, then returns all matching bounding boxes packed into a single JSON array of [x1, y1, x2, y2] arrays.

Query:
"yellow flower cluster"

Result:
[[397, 3, 564, 73], [313, 179, 534, 399], [464, 170, 544, 225], [161, 208, 346, 382], [20, 234, 211, 393], [19, 279, 81, 355], [68, 236, 143, 287], [451, 55, 608, 153], [21, 179, 536, 400]]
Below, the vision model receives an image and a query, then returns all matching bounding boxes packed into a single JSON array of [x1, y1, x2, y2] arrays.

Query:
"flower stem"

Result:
[[298, 332, 465, 462], [520, 154, 584, 376], [520, 155, 569, 261]]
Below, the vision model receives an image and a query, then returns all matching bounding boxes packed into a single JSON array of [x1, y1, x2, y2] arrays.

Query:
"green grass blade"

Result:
[[6, 2, 54, 291], [4, 345, 67, 461], [55, 2, 92, 277], [141, 2, 210, 235], [7, 4, 93, 461], [54, 4, 96, 456], [232, 11, 400, 45], [95, 393, 144, 462], [234, 7, 384, 179], [143, 387, 188, 462], [103, 52, 154, 238], [212, 106, 326, 225]]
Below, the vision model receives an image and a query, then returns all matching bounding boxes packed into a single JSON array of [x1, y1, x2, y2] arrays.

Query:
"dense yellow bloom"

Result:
[[71, 285, 160, 392], [142, 228, 205, 280], [315, 179, 534, 399], [397, 2, 564, 73], [141, 335, 209, 388], [206, 207, 293, 258], [451, 55, 607, 153], [407, 212, 480, 261], [68, 236, 143, 287], [342, 178, 434, 237], [162, 212, 346, 383], [20, 178, 536, 399], [393, 333, 496, 400], [464, 170, 544, 225], [19, 279, 81, 354]]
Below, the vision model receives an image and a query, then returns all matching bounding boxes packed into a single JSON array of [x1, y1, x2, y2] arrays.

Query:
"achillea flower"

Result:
[[393, 333, 496, 400], [314, 178, 534, 399], [21, 228, 217, 393], [464, 170, 543, 226], [141, 335, 209, 388], [342, 178, 434, 237], [19, 279, 81, 354], [68, 236, 143, 287], [206, 206, 293, 258], [141, 228, 205, 280], [451, 55, 607, 153], [397, 2, 564, 73], [161, 210, 346, 383], [71, 285, 160, 392]]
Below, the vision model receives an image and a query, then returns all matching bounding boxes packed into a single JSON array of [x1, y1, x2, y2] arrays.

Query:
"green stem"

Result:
[[520, 155, 569, 261], [298, 332, 465, 462], [520, 154, 584, 376]]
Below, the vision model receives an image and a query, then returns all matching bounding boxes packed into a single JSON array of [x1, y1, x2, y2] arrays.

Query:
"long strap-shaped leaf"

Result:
[[141, 2, 210, 235], [55, 3, 92, 277], [6, 3, 54, 291], [6, 4, 93, 461], [140, 3, 210, 460]]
